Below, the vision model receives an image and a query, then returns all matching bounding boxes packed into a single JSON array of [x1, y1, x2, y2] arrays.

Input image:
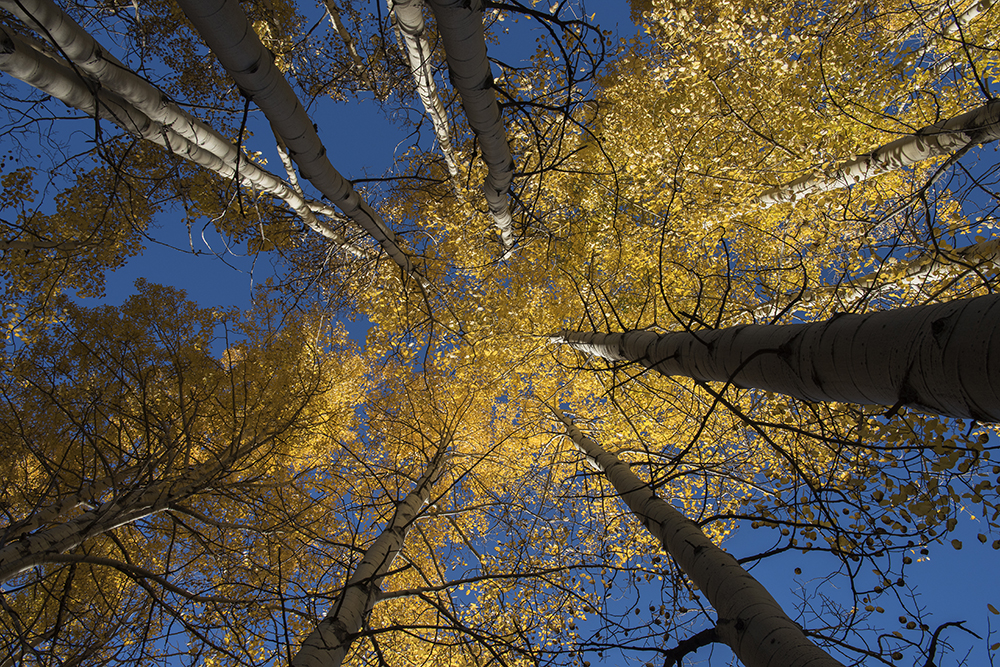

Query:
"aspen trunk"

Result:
[[753, 238, 1000, 319], [390, 0, 461, 180], [175, 0, 425, 285], [758, 100, 1000, 206], [0, 22, 354, 250], [554, 294, 1000, 421], [550, 406, 845, 667], [322, 0, 376, 94], [291, 443, 448, 667], [1, 467, 140, 545], [0, 460, 223, 583], [426, 0, 515, 249], [908, 0, 996, 75]]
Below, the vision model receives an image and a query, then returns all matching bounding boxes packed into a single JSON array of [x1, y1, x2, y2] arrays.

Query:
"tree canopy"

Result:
[[1, 0, 999, 665]]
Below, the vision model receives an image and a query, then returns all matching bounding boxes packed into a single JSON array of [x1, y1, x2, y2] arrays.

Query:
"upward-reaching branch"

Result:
[[549, 406, 845, 667], [908, 0, 997, 75], [426, 0, 515, 251], [322, 0, 376, 94], [753, 238, 1000, 319], [0, 12, 356, 252], [175, 0, 426, 286], [0, 451, 238, 584]]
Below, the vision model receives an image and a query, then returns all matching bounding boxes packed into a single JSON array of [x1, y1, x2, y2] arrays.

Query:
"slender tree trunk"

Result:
[[426, 0, 515, 250], [291, 442, 449, 667], [753, 238, 1000, 319], [909, 0, 996, 75], [1, 467, 140, 545], [554, 294, 1000, 421], [390, 0, 461, 181], [175, 0, 426, 286], [0, 22, 354, 250], [549, 406, 845, 667], [321, 0, 376, 94], [757, 100, 1000, 207], [0, 459, 225, 583]]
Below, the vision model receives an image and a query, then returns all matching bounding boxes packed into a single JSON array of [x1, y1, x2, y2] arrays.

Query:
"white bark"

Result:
[[175, 0, 425, 285], [1, 467, 140, 545], [0, 460, 223, 583], [322, 0, 376, 94], [550, 407, 845, 667], [291, 445, 448, 667], [426, 0, 515, 249], [754, 238, 1000, 319], [758, 100, 1000, 207], [909, 0, 996, 75], [390, 0, 461, 180], [554, 294, 1000, 421], [0, 21, 354, 250]]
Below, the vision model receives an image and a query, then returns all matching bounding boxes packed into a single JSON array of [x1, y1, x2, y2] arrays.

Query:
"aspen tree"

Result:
[[426, 0, 515, 250], [390, 0, 462, 181], [555, 294, 1000, 421], [0, 15, 354, 249], [550, 406, 845, 667], [752, 238, 1000, 319], [175, 0, 426, 285], [757, 100, 1000, 207], [292, 439, 449, 667]]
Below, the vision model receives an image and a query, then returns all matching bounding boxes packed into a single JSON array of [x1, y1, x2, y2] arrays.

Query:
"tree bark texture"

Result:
[[550, 406, 845, 667], [390, 0, 461, 180], [909, 0, 996, 75], [758, 100, 1000, 206], [0, 460, 224, 583], [175, 0, 424, 284], [0, 19, 353, 249], [426, 0, 515, 249], [322, 0, 376, 94], [292, 443, 448, 667], [555, 294, 1000, 421], [0, 467, 139, 546]]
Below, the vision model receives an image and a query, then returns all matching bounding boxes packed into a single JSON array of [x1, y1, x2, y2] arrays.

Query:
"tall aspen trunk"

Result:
[[390, 0, 461, 181], [426, 0, 515, 250], [0, 459, 225, 583], [175, 0, 425, 285], [753, 238, 1000, 319], [291, 443, 449, 667], [757, 100, 1000, 207], [554, 294, 1000, 421], [0, 21, 354, 250], [549, 406, 845, 667], [909, 0, 996, 75]]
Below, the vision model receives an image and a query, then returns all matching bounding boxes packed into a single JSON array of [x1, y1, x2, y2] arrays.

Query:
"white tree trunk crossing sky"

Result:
[[0, 15, 357, 251], [391, 0, 462, 181], [427, 0, 516, 250], [292, 445, 448, 667], [556, 294, 1000, 421], [753, 238, 1000, 319], [551, 406, 845, 667], [758, 100, 1000, 207], [176, 0, 425, 286]]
